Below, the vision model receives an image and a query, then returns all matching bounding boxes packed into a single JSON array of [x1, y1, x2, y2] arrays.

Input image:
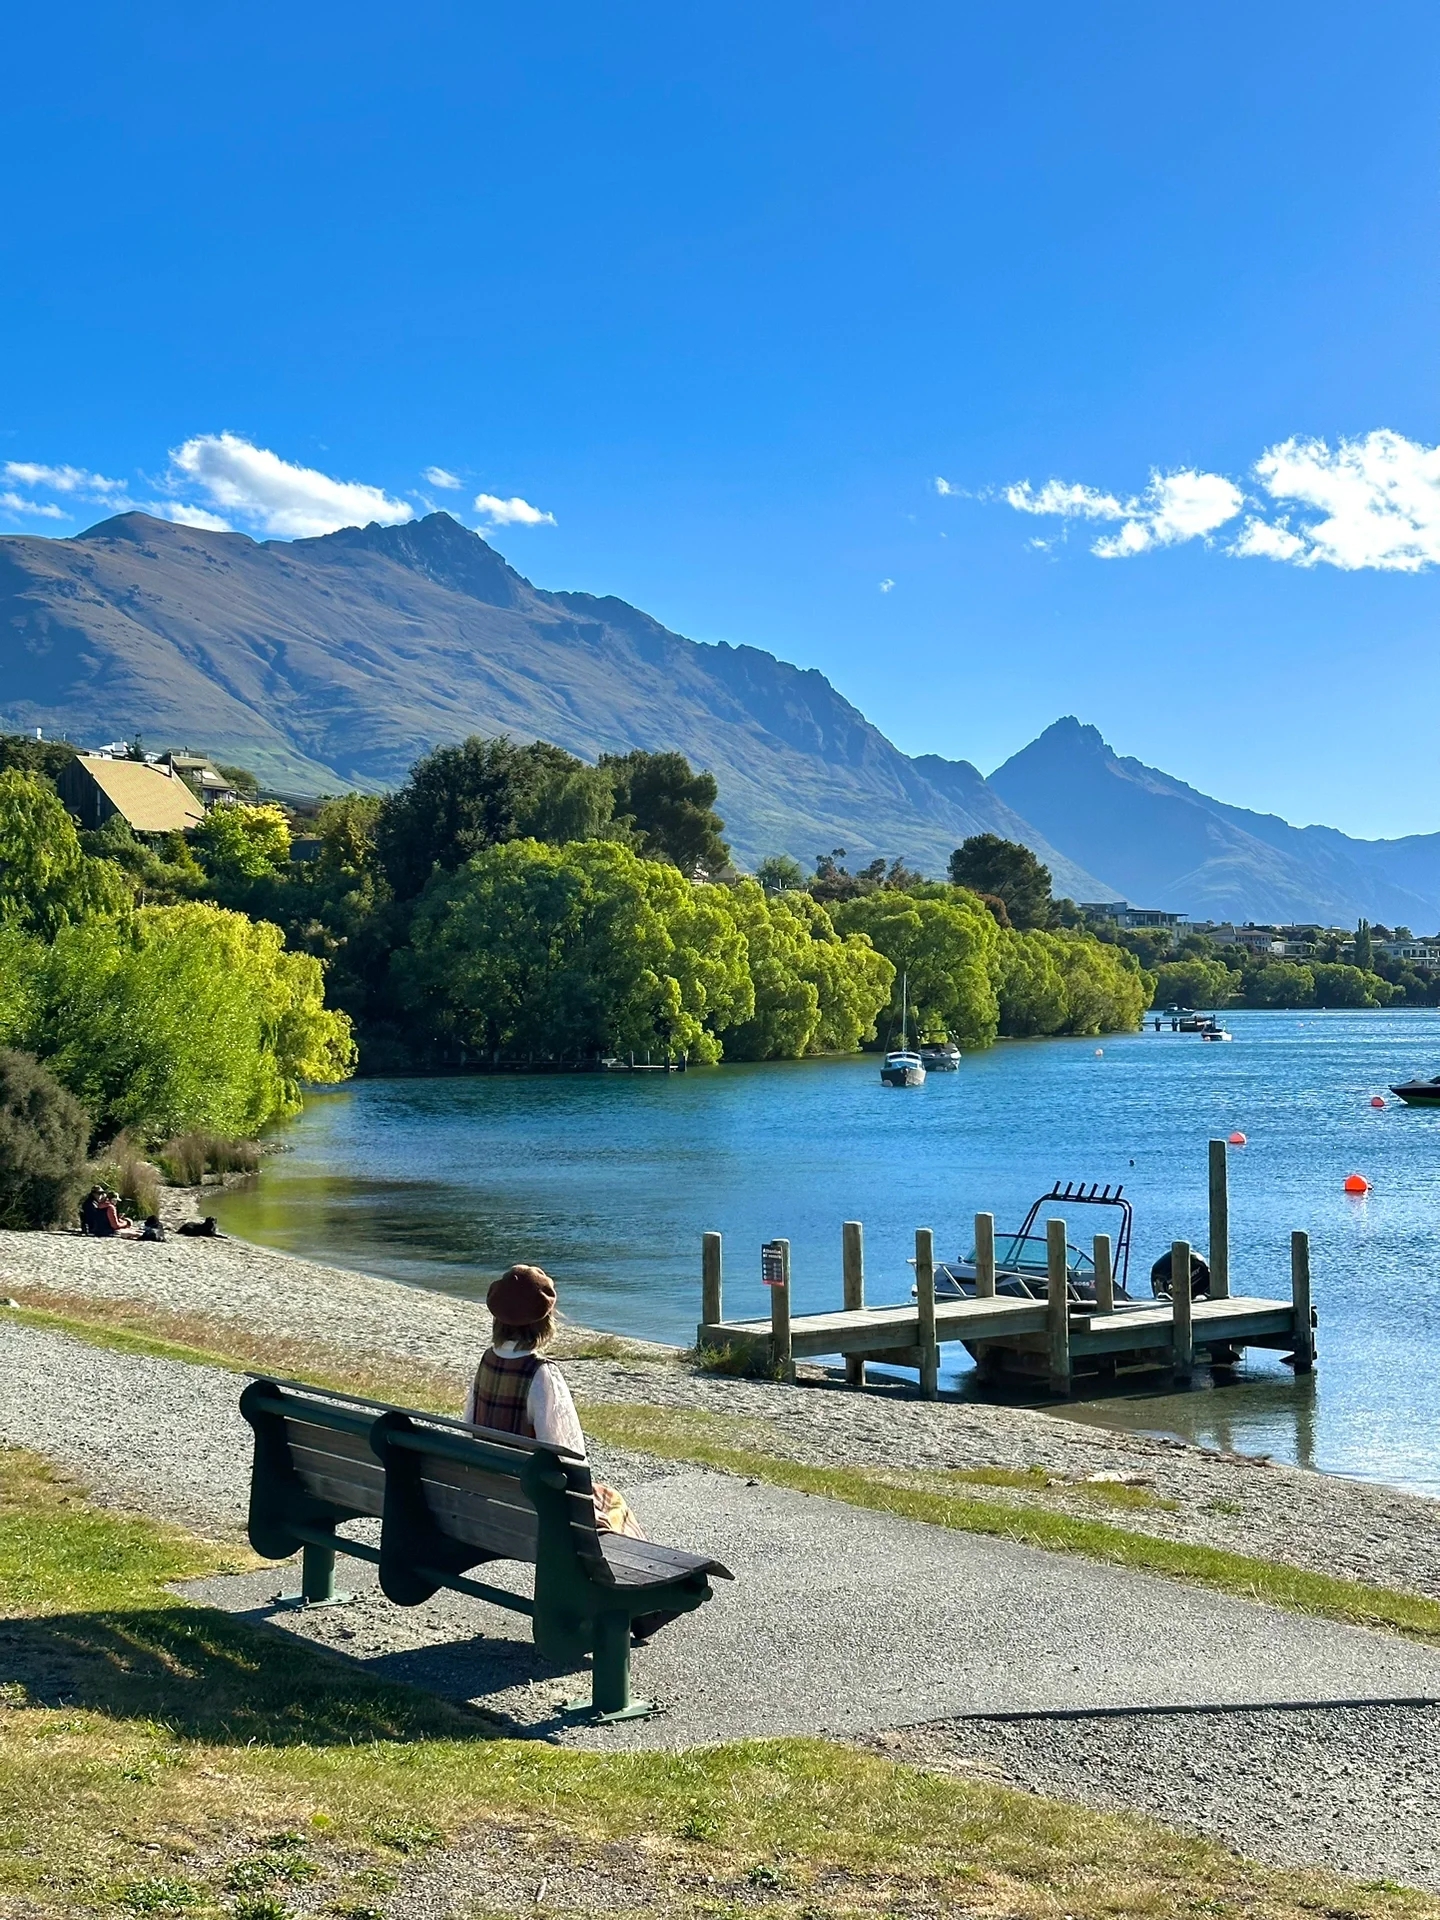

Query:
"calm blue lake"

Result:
[[215, 1010, 1440, 1493]]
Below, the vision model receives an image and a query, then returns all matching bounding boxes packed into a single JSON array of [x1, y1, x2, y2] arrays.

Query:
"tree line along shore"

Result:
[[1, 727, 1155, 1226]]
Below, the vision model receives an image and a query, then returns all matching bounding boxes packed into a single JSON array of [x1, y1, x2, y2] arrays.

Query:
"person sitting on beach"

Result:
[[81, 1186, 135, 1237], [463, 1263, 643, 1541]]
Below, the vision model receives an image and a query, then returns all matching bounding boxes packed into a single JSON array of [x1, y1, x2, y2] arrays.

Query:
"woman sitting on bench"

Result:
[[464, 1263, 643, 1541]]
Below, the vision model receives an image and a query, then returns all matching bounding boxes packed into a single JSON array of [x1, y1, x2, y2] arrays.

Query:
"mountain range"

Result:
[[3, 509, 1439, 928], [992, 720, 1440, 930], [0, 510, 1108, 894]]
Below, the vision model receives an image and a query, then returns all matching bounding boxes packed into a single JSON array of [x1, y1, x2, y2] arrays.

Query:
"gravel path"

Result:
[[873, 1700, 1440, 1892], [4, 1226, 1440, 1602]]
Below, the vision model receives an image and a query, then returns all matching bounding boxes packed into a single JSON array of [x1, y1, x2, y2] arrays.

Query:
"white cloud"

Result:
[[934, 476, 960, 496], [999, 467, 1244, 558], [473, 492, 556, 528], [990, 429, 1440, 572], [423, 465, 461, 489], [1092, 470, 1244, 558], [1251, 431, 1440, 571], [1230, 516, 1307, 562], [0, 491, 67, 520], [879, 578, 895, 593], [3, 460, 127, 497], [169, 433, 415, 539], [1005, 478, 1127, 521]]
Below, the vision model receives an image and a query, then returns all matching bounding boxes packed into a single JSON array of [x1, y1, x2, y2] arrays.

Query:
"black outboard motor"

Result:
[[1150, 1249, 1211, 1300]]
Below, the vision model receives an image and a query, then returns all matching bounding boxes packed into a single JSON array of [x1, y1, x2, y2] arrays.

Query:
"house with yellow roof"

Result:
[[57, 754, 206, 838]]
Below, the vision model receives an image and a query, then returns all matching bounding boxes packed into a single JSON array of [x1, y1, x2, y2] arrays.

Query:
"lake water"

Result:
[[215, 1010, 1440, 1494]]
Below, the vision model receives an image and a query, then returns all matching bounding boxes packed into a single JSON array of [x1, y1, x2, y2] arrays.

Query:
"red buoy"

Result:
[[1228, 1131, 1247, 1146], [1344, 1173, 1370, 1195], [1370, 1096, 1386, 1109]]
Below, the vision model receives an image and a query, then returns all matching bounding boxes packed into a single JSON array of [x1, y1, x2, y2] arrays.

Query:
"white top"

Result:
[[462, 1341, 587, 1458]]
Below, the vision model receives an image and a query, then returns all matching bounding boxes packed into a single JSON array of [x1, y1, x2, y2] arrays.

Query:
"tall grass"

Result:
[[90, 1133, 162, 1221], [156, 1132, 260, 1186]]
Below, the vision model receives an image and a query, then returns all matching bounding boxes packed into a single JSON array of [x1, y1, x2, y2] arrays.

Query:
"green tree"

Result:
[[831, 890, 1000, 1047], [1245, 961, 1315, 1008], [376, 736, 603, 899], [755, 854, 807, 893], [0, 770, 130, 935], [946, 835, 1052, 931], [1311, 962, 1402, 1008], [192, 802, 292, 884], [395, 840, 748, 1064], [994, 926, 1068, 1036], [79, 815, 204, 905], [216, 762, 261, 800], [601, 750, 729, 875], [29, 903, 354, 1140], [1353, 920, 1374, 971], [0, 734, 78, 786], [1151, 957, 1240, 1009], [1044, 930, 1152, 1035]]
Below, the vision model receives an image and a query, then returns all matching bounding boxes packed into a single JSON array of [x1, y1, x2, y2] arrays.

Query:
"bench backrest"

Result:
[[239, 1377, 611, 1587]]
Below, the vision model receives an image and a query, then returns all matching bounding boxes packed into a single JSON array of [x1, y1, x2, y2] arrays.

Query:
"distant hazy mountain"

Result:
[[991, 718, 1440, 928], [0, 511, 1112, 892]]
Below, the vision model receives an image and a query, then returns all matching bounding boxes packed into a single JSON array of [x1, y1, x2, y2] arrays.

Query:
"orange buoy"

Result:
[[1371, 1096, 1386, 1109], [1344, 1173, 1370, 1195], [1228, 1131, 1247, 1146]]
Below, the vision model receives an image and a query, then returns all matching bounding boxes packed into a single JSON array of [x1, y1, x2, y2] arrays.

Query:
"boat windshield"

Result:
[[965, 1230, 1094, 1277]]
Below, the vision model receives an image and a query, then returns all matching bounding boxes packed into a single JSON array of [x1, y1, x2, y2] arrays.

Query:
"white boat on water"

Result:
[[880, 971, 926, 1087], [919, 1040, 961, 1071]]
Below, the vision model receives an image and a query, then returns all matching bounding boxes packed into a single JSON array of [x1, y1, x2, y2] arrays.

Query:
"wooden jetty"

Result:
[[697, 1139, 1317, 1398]]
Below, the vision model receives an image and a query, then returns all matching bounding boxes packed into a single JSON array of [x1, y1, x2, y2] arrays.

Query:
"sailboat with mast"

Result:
[[880, 970, 926, 1087]]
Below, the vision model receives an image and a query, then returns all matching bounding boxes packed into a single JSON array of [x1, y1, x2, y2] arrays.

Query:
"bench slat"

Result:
[[600, 1534, 725, 1586], [293, 1467, 386, 1518], [417, 1477, 540, 1558], [279, 1416, 380, 1464]]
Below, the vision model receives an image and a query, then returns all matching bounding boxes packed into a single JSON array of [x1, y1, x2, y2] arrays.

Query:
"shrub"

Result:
[[0, 1049, 91, 1229]]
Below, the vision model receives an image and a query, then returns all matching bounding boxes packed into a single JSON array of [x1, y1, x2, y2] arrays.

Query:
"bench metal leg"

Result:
[[273, 1539, 353, 1610], [567, 1611, 656, 1722]]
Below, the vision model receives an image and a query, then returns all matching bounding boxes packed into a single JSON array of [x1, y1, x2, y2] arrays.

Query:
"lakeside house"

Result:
[[57, 753, 205, 838], [156, 751, 240, 808]]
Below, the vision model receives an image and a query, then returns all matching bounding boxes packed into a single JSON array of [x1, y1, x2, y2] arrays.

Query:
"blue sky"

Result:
[[4, 4, 1439, 837]]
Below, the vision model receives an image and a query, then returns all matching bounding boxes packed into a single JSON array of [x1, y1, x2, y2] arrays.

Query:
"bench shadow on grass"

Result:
[[2, 1599, 522, 1745]]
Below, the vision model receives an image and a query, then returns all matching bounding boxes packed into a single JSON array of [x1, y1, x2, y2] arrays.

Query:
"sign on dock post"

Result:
[[843, 1221, 866, 1388], [915, 1227, 938, 1401], [1209, 1139, 1231, 1300], [1045, 1218, 1071, 1395], [763, 1239, 793, 1381]]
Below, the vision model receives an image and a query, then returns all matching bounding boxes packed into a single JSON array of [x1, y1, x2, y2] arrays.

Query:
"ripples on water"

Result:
[[215, 1010, 1440, 1493]]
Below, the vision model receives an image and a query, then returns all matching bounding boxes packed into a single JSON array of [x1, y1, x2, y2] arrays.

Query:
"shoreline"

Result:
[[3, 1219, 1440, 1606]]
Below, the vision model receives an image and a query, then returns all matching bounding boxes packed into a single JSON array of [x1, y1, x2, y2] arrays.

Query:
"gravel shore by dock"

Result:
[[2, 1222, 1439, 1600]]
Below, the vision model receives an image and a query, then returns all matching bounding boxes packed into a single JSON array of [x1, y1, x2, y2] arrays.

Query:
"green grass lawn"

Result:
[[2, 1445, 1437, 1920]]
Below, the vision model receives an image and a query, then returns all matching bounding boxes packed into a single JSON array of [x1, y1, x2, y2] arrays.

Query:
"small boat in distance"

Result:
[[880, 971, 926, 1087], [919, 1039, 961, 1071], [1391, 1077, 1440, 1106]]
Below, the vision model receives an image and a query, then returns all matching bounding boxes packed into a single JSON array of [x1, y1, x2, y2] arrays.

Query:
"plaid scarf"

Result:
[[469, 1349, 541, 1437]]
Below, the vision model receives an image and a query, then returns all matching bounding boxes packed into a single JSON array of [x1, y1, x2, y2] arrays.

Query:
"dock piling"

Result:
[[1093, 1232, 1114, 1314], [701, 1232, 723, 1330], [974, 1213, 996, 1298], [915, 1228, 939, 1400], [843, 1221, 866, 1387], [1290, 1230, 1315, 1373], [1045, 1217, 1071, 1395], [770, 1238, 793, 1381], [1209, 1139, 1231, 1300], [1171, 1239, 1194, 1381]]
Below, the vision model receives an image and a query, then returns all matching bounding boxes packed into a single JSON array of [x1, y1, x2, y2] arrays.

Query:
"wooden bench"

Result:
[[239, 1376, 732, 1721]]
